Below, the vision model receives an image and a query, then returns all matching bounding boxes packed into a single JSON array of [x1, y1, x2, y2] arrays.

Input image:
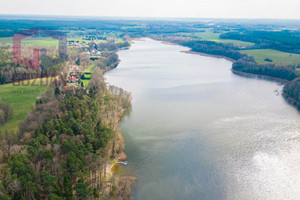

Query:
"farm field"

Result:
[[209, 39, 254, 48], [0, 78, 52, 131], [181, 30, 221, 40], [0, 37, 59, 47], [240, 49, 300, 65]]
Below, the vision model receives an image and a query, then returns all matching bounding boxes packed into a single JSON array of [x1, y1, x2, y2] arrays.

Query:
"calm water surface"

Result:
[[105, 38, 300, 200]]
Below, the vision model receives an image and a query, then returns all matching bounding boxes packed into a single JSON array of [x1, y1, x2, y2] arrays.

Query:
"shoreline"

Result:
[[181, 50, 289, 84], [282, 92, 300, 110], [143, 38, 294, 86], [181, 50, 236, 63], [231, 69, 288, 84], [157, 39, 291, 85], [103, 49, 137, 198]]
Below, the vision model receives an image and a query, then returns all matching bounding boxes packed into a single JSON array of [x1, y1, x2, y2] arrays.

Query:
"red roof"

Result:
[[74, 67, 80, 72], [68, 76, 76, 82]]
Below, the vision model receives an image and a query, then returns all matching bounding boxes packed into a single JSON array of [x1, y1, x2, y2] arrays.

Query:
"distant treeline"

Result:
[[182, 40, 246, 60], [220, 30, 300, 54]]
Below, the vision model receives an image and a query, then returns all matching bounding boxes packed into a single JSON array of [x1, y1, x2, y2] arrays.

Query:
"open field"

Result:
[[0, 37, 59, 47], [181, 31, 221, 40], [81, 79, 90, 87], [116, 38, 124, 43], [22, 38, 59, 47], [209, 39, 254, 48], [240, 49, 300, 65], [81, 64, 95, 87], [0, 37, 12, 44], [0, 78, 51, 131]]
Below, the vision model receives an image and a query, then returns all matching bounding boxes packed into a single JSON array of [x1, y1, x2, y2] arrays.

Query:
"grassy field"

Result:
[[83, 73, 92, 79], [0, 37, 12, 44], [0, 37, 59, 48], [0, 78, 51, 131], [82, 79, 90, 87], [181, 31, 221, 40], [22, 37, 59, 47], [240, 49, 300, 65], [81, 64, 95, 87], [116, 38, 124, 43], [209, 39, 254, 48]]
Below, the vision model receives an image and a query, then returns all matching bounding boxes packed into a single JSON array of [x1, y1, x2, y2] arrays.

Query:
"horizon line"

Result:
[[0, 14, 300, 22]]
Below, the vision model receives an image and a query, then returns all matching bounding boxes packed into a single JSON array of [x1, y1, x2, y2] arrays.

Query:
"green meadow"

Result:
[[209, 39, 254, 48], [81, 64, 95, 87], [240, 49, 300, 65], [0, 37, 13, 44], [0, 78, 52, 131], [21, 37, 59, 47], [0, 37, 59, 48], [181, 31, 221, 40]]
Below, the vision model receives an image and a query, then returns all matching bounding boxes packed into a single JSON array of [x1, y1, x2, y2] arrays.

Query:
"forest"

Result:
[[0, 67, 132, 199], [220, 31, 300, 54], [0, 99, 12, 126], [283, 78, 300, 109]]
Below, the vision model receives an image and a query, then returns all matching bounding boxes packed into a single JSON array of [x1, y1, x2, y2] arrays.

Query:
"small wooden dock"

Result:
[[116, 161, 128, 166]]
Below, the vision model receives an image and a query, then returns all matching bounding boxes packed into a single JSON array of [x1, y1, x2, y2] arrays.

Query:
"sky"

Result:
[[0, 0, 300, 19]]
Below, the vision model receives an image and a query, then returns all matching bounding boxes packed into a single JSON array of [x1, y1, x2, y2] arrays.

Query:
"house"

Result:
[[73, 67, 80, 72], [67, 76, 76, 83], [70, 72, 78, 77]]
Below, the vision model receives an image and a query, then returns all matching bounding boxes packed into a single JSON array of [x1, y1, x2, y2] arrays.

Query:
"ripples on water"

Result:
[[105, 38, 300, 200]]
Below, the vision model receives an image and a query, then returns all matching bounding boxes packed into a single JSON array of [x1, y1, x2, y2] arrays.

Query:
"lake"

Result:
[[105, 38, 300, 200]]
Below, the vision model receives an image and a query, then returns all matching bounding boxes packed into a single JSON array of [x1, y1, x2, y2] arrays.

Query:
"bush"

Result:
[[0, 99, 12, 126]]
